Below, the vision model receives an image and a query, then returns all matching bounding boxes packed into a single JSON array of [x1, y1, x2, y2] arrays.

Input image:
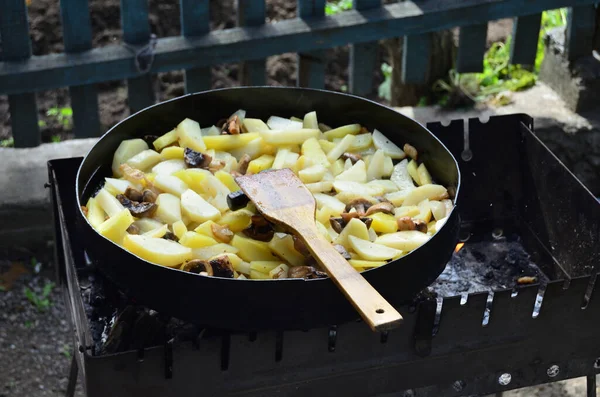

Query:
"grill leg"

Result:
[[66, 354, 78, 397], [588, 374, 597, 397]]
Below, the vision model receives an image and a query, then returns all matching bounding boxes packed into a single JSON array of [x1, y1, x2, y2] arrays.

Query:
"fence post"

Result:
[[121, 0, 155, 113], [510, 14, 542, 68], [566, 5, 596, 61], [456, 24, 488, 73], [60, 0, 101, 138], [1, 0, 40, 147], [349, 0, 381, 96], [181, 0, 211, 93], [237, 0, 266, 86], [297, 0, 326, 89]]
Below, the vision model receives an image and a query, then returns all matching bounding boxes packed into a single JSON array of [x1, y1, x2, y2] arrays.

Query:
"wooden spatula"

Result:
[[235, 168, 403, 332]]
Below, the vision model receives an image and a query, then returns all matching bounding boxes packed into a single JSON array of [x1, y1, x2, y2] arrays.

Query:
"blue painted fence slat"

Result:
[[1, 0, 40, 147], [297, 0, 325, 89], [237, 0, 266, 86], [349, 0, 381, 96], [402, 34, 431, 84], [180, 0, 211, 93], [2, 0, 600, 96], [60, 0, 100, 138], [121, 0, 155, 113], [456, 24, 488, 73], [509, 14, 541, 67], [566, 5, 596, 61]]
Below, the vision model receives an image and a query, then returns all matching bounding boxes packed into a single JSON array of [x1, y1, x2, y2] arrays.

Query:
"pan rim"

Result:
[[76, 86, 462, 282]]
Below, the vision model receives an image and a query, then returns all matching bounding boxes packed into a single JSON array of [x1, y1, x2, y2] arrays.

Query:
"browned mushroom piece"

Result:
[[162, 231, 178, 242], [238, 154, 251, 175], [292, 235, 310, 256], [141, 189, 157, 203], [340, 152, 362, 164], [221, 115, 241, 135], [243, 215, 275, 242], [116, 194, 157, 218], [124, 187, 144, 202], [364, 202, 395, 217], [80, 206, 88, 217], [209, 256, 235, 278], [211, 223, 234, 243], [126, 224, 140, 235], [359, 217, 373, 229], [333, 244, 351, 260], [289, 266, 327, 279], [344, 198, 373, 216], [413, 219, 428, 233], [184, 148, 212, 168], [329, 217, 346, 233], [397, 217, 416, 231], [209, 160, 226, 173], [271, 266, 288, 279], [181, 259, 214, 276], [340, 211, 360, 223], [403, 143, 418, 161]]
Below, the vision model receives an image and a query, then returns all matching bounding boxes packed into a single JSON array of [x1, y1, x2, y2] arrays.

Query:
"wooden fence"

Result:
[[0, 0, 598, 147]]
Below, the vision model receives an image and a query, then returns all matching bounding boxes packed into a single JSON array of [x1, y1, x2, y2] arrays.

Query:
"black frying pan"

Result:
[[76, 87, 461, 331]]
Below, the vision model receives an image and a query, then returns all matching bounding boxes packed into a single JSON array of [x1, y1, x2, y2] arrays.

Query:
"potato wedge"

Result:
[[299, 164, 327, 183], [366, 149, 385, 181], [402, 184, 448, 206], [97, 208, 133, 244], [348, 259, 387, 269], [126, 149, 163, 171], [95, 188, 125, 217], [243, 118, 270, 132], [217, 209, 253, 232], [334, 218, 370, 248], [124, 234, 192, 267], [323, 124, 361, 140], [372, 129, 406, 159], [267, 116, 303, 130], [86, 197, 106, 228], [327, 134, 356, 162], [301, 138, 330, 167], [247, 154, 275, 174], [368, 212, 398, 234], [154, 174, 189, 197], [231, 235, 278, 262], [268, 234, 306, 267], [303, 111, 319, 129], [152, 159, 186, 175], [177, 118, 206, 152], [191, 244, 238, 260], [260, 129, 321, 145], [112, 139, 149, 177], [172, 220, 187, 240], [375, 230, 430, 251], [313, 193, 346, 213], [181, 189, 221, 223], [204, 133, 260, 151], [417, 163, 432, 185], [104, 178, 136, 196], [178, 231, 218, 248], [348, 236, 402, 261], [334, 160, 367, 183], [153, 129, 178, 151]]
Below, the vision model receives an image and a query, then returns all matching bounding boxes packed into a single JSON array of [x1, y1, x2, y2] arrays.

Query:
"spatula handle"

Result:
[[300, 228, 403, 332]]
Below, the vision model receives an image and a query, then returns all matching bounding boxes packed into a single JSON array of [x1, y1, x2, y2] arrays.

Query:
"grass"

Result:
[[1, 137, 15, 148], [378, 8, 568, 107], [47, 106, 73, 130], [24, 281, 54, 312]]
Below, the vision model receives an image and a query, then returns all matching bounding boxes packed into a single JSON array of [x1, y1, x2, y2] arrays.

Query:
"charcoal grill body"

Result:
[[75, 87, 461, 331], [50, 114, 600, 397]]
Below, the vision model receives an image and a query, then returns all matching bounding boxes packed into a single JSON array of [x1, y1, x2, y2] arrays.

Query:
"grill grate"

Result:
[[49, 114, 599, 397]]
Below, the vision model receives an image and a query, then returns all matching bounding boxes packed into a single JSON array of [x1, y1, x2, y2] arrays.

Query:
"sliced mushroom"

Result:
[[364, 202, 395, 217], [238, 154, 251, 175], [209, 256, 235, 278], [227, 190, 250, 211], [345, 198, 373, 216], [141, 189, 157, 203], [209, 160, 226, 173], [341, 152, 362, 164], [292, 235, 310, 256], [126, 224, 140, 235], [184, 148, 212, 168], [181, 259, 214, 276], [289, 266, 327, 279], [162, 231, 178, 242], [329, 217, 346, 234], [211, 223, 234, 243], [403, 143, 418, 161], [124, 187, 144, 202], [340, 212, 360, 223], [221, 115, 241, 135], [116, 194, 157, 218], [413, 219, 428, 233], [243, 215, 274, 242], [360, 217, 373, 229], [333, 244, 351, 260], [397, 217, 416, 231]]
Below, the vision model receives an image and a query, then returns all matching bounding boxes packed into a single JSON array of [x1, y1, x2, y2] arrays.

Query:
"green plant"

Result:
[[51, 135, 62, 143], [378, 62, 393, 102], [1, 137, 14, 148], [47, 106, 73, 130], [377, 8, 567, 107], [0, 285, 6, 292], [62, 344, 72, 359], [325, 0, 352, 15], [24, 281, 54, 312], [24, 320, 33, 328]]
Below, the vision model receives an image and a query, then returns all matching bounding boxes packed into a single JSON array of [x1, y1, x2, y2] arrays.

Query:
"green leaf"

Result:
[[1, 138, 14, 148], [42, 281, 55, 298]]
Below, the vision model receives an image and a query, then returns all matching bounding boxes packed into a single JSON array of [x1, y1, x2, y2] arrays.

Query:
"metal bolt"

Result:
[[498, 373, 512, 386], [547, 365, 560, 377], [594, 358, 600, 369]]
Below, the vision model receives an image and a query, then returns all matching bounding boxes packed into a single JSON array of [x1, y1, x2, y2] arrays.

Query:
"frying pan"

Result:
[[76, 87, 461, 331]]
